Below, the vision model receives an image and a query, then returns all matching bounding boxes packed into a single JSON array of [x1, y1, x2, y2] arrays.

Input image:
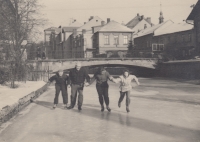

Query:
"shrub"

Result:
[[0, 67, 10, 84]]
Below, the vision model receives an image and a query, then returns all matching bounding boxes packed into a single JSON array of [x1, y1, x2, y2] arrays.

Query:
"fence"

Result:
[[29, 69, 50, 82], [0, 83, 48, 125]]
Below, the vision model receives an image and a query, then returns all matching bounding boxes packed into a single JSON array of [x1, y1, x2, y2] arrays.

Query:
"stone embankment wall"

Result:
[[0, 84, 48, 126], [159, 60, 200, 79]]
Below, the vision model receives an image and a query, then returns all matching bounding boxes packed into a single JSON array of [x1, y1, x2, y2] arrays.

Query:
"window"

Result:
[[114, 35, 119, 45], [104, 35, 109, 44], [174, 35, 177, 43], [168, 36, 170, 42], [123, 36, 128, 44], [188, 34, 192, 42], [152, 44, 157, 51], [78, 39, 81, 46], [152, 44, 164, 51], [84, 38, 87, 46], [182, 35, 184, 42], [160, 38, 163, 44], [182, 50, 185, 57]]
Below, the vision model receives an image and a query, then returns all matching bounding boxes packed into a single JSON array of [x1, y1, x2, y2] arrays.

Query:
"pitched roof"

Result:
[[69, 21, 82, 27], [126, 15, 154, 29], [97, 20, 133, 33], [134, 20, 174, 38], [126, 15, 141, 28], [62, 27, 79, 32], [77, 16, 103, 33], [187, 0, 200, 20], [131, 19, 152, 32], [154, 23, 194, 36], [44, 27, 61, 34]]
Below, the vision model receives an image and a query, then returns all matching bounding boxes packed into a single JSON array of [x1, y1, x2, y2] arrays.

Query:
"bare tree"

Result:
[[0, 0, 47, 88]]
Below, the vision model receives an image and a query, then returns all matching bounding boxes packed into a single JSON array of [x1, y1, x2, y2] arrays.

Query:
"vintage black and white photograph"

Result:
[[0, 0, 200, 141]]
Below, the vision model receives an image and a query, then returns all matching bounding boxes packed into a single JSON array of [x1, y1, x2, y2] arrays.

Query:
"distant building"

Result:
[[70, 16, 103, 58], [187, 0, 200, 55], [62, 20, 82, 58], [44, 20, 82, 59], [44, 27, 61, 59], [134, 20, 195, 59], [93, 19, 133, 58], [126, 13, 154, 30]]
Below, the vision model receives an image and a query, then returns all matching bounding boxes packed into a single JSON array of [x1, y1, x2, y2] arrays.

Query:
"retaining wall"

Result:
[[159, 60, 200, 79], [0, 83, 48, 126]]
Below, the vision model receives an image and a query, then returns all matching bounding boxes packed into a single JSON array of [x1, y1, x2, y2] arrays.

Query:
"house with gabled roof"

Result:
[[44, 19, 83, 59], [93, 19, 133, 58], [76, 16, 103, 34], [69, 16, 105, 58], [126, 13, 154, 32], [133, 20, 195, 59]]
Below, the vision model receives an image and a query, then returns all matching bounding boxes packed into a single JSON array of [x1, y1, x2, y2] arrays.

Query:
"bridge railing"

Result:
[[26, 50, 158, 61]]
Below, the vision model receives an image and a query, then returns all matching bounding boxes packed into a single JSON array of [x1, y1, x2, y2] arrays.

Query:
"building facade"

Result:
[[134, 21, 195, 60], [187, 0, 200, 55], [93, 20, 133, 58]]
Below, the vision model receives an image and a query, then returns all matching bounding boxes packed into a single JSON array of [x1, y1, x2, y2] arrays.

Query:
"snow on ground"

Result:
[[0, 81, 46, 110]]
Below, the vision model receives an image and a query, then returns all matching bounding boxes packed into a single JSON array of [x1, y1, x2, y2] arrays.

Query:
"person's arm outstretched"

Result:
[[132, 75, 140, 86]]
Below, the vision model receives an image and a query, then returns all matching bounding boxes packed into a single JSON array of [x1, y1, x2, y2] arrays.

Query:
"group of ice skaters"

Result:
[[48, 62, 140, 113]]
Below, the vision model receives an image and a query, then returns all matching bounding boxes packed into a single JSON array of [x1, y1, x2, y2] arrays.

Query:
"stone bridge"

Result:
[[27, 58, 158, 73]]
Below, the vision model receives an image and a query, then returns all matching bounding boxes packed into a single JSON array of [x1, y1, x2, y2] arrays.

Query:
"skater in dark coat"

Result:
[[48, 69, 70, 108], [67, 62, 90, 110], [90, 67, 114, 112]]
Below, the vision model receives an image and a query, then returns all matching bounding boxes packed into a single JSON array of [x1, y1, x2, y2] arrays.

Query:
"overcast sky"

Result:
[[37, 0, 198, 41], [39, 0, 198, 27]]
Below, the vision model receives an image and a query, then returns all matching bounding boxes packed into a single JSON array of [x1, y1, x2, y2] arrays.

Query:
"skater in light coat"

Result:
[[113, 69, 140, 112]]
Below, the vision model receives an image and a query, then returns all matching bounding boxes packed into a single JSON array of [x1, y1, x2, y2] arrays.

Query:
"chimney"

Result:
[[101, 21, 105, 26], [74, 19, 76, 22], [84, 22, 86, 24], [82, 29, 86, 34], [73, 29, 77, 36], [144, 24, 147, 29], [107, 18, 110, 23], [146, 17, 151, 24], [92, 27, 94, 34], [137, 13, 140, 16], [89, 16, 94, 21], [140, 15, 144, 21]]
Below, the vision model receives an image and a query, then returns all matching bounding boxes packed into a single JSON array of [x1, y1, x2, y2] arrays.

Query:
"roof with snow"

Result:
[[44, 27, 61, 34], [62, 27, 80, 32], [154, 23, 194, 36], [96, 20, 133, 33], [131, 19, 152, 32], [69, 20, 82, 27], [126, 14, 154, 29], [77, 16, 103, 32], [134, 20, 174, 38]]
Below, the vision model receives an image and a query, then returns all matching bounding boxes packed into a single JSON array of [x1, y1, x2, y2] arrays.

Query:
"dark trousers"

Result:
[[96, 85, 109, 106], [54, 84, 68, 104], [71, 84, 84, 107], [118, 91, 130, 107]]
